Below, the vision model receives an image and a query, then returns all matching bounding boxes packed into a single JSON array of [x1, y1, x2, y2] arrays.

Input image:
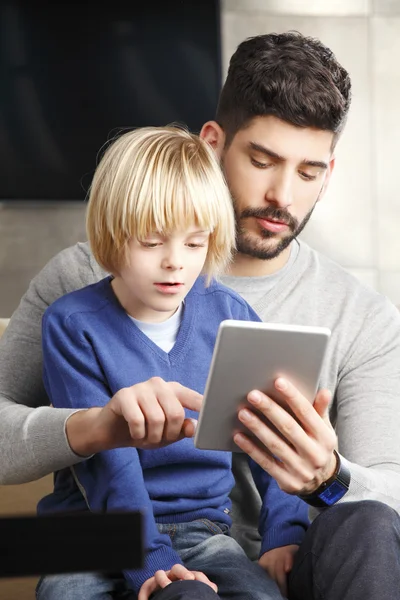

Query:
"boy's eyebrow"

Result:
[[145, 230, 209, 237], [249, 142, 328, 170]]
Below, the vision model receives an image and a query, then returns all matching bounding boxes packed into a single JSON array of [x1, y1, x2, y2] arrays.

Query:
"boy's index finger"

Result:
[[171, 382, 203, 412]]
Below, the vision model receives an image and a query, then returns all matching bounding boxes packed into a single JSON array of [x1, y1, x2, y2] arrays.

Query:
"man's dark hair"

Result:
[[216, 31, 351, 146]]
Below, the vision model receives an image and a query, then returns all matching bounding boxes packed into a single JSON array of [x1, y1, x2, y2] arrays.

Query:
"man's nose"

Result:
[[264, 171, 293, 209]]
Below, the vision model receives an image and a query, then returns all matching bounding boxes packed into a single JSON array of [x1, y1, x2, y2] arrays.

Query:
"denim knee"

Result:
[[315, 500, 399, 540]]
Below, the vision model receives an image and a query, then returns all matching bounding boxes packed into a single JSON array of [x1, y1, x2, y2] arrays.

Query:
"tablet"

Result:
[[194, 320, 331, 452]]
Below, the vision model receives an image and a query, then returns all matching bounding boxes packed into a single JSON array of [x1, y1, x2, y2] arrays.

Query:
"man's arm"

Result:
[[0, 244, 99, 484], [330, 299, 400, 511], [234, 299, 400, 515]]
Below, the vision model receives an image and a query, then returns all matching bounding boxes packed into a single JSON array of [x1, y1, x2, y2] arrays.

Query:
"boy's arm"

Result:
[[231, 297, 309, 551], [234, 297, 309, 551], [72, 450, 183, 593], [42, 308, 183, 593], [0, 243, 201, 485], [249, 459, 309, 556]]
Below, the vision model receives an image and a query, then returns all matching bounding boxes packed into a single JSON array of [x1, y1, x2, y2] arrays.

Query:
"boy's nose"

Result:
[[161, 252, 183, 271]]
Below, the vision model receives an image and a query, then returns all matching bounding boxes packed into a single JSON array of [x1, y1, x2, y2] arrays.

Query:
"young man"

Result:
[[36, 125, 302, 600], [0, 32, 399, 600]]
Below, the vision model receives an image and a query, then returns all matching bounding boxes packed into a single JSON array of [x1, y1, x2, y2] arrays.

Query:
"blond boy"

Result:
[[36, 127, 307, 600]]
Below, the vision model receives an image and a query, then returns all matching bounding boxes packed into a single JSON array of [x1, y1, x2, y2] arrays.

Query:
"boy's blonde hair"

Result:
[[86, 126, 236, 282]]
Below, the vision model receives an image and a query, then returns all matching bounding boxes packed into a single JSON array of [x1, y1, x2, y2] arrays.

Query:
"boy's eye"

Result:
[[187, 243, 206, 248], [140, 241, 161, 248]]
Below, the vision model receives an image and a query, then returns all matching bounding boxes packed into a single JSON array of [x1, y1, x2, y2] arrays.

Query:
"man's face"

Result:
[[218, 116, 334, 260]]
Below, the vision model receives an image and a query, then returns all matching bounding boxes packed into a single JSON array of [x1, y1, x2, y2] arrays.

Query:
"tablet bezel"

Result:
[[194, 320, 331, 452]]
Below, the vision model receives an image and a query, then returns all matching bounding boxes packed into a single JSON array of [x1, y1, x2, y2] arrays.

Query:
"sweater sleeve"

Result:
[[0, 243, 100, 484], [42, 306, 183, 593], [322, 298, 400, 517], [249, 459, 309, 556], [229, 294, 309, 552]]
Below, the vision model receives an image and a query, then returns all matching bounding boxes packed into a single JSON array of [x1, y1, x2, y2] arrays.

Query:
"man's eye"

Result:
[[250, 158, 269, 169], [187, 243, 206, 248], [299, 172, 317, 181]]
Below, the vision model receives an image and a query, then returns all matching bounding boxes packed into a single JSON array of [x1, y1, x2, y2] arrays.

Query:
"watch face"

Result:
[[319, 481, 348, 506]]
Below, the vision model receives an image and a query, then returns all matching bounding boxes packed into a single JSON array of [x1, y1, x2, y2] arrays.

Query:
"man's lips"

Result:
[[256, 217, 289, 233]]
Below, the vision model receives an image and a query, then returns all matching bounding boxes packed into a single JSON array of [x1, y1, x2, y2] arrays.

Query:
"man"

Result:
[[0, 32, 399, 600], [199, 33, 400, 600]]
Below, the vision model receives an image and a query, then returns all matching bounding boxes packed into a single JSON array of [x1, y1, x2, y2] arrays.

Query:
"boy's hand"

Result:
[[66, 377, 202, 456], [138, 564, 218, 600], [258, 545, 299, 598]]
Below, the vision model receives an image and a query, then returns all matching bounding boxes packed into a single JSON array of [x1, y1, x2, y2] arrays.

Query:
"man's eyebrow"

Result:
[[302, 159, 328, 170], [249, 142, 328, 170], [249, 142, 285, 162]]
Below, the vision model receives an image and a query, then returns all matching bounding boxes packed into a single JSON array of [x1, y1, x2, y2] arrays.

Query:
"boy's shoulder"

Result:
[[44, 276, 112, 325], [190, 277, 260, 320]]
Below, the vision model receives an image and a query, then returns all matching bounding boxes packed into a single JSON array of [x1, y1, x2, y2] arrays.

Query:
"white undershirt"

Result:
[[128, 303, 183, 352]]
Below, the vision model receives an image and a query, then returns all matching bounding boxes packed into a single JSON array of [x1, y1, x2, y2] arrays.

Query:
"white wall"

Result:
[[1, 0, 400, 314]]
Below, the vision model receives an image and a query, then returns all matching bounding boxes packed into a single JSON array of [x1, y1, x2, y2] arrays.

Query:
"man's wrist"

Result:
[[65, 407, 103, 457], [325, 450, 339, 482], [299, 451, 351, 508]]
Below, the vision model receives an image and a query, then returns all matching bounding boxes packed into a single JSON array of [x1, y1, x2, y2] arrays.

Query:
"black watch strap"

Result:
[[299, 451, 351, 508]]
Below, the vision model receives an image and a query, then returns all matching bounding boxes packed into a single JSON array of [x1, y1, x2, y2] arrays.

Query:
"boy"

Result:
[[36, 126, 307, 600]]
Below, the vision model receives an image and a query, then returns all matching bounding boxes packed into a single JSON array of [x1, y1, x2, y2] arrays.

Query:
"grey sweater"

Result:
[[1, 240, 400, 555]]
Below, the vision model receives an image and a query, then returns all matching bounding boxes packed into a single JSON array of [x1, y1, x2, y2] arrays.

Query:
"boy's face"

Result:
[[202, 115, 335, 264], [112, 227, 210, 322]]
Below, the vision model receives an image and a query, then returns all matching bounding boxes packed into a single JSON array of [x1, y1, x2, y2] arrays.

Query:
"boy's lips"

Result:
[[154, 282, 184, 294]]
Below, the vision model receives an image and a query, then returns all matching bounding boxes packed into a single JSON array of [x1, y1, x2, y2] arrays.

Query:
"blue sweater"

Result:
[[39, 276, 308, 593]]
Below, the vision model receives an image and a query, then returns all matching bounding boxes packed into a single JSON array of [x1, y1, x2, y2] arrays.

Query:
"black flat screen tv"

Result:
[[0, 0, 221, 200]]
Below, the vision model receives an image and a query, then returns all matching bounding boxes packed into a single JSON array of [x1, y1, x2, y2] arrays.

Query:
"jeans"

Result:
[[288, 500, 400, 600], [36, 519, 283, 600], [36, 572, 217, 600], [37, 500, 400, 600]]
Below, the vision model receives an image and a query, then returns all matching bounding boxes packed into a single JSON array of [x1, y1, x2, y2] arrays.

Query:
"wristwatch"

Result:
[[299, 450, 351, 508]]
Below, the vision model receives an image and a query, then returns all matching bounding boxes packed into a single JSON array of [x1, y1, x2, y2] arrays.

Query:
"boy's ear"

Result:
[[200, 121, 226, 158]]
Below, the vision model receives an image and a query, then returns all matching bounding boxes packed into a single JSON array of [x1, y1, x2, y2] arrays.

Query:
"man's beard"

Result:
[[233, 202, 317, 261]]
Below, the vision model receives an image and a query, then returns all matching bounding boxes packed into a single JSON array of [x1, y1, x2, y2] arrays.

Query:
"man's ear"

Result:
[[318, 156, 336, 202], [200, 121, 226, 158]]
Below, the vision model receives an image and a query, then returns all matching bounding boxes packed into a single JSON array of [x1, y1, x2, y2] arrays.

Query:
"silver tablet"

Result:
[[194, 320, 331, 452]]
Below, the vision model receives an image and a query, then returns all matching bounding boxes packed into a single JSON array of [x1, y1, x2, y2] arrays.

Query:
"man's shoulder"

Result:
[[42, 242, 105, 292], [304, 243, 398, 323], [302, 242, 381, 297]]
